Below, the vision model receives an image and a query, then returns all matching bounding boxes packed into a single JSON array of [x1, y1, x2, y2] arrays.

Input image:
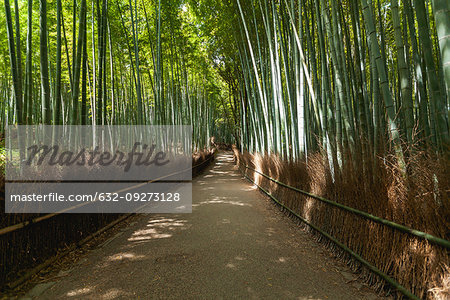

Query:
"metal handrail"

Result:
[[241, 169, 419, 299], [0, 151, 216, 236], [244, 165, 450, 249]]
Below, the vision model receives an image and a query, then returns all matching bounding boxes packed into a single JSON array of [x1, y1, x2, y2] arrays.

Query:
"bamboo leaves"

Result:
[[2, 0, 448, 156], [229, 0, 448, 169]]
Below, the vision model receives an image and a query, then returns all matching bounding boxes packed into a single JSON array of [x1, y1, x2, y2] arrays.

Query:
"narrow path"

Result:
[[32, 152, 381, 299]]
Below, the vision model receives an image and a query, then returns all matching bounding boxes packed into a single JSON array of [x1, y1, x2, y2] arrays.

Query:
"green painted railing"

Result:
[[245, 165, 450, 249], [241, 164, 450, 300]]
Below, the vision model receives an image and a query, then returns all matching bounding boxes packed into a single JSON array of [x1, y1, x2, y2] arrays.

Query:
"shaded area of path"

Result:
[[29, 152, 381, 299]]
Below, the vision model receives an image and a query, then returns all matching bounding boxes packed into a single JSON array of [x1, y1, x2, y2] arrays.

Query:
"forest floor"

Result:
[[17, 152, 383, 299]]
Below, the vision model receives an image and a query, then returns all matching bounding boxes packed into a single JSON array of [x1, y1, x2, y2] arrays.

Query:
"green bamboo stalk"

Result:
[[404, 0, 430, 142], [71, 0, 87, 125], [431, 0, 450, 126], [236, 0, 272, 152], [13, 0, 23, 122], [4, 0, 22, 124], [54, 0, 62, 125], [24, 0, 33, 125], [391, 0, 414, 145], [81, 16, 88, 125], [61, 9, 74, 93], [129, 0, 143, 124], [360, 0, 405, 169], [414, 0, 449, 149], [39, 0, 51, 124]]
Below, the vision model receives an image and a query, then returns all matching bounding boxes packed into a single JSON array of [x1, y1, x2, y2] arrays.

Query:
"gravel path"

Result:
[[30, 152, 381, 299]]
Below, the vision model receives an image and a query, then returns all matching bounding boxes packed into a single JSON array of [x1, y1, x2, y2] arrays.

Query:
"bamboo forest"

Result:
[[0, 0, 449, 299]]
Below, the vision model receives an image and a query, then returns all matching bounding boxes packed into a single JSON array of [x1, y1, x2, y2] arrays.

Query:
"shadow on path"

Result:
[[31, 152, 381, 299]]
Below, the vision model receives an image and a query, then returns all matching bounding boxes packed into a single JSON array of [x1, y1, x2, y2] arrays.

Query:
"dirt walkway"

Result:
[[26, 152, 381, 299]]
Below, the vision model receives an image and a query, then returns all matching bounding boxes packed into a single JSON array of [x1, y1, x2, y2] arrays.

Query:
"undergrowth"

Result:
[[0, 148, 215, 288], [234, 147, 449, 299]]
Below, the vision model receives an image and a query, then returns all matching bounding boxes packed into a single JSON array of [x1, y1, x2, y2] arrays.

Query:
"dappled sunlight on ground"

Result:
[[32, 152, 379, 300], [200, 186, 215, 190], [128, 232, 172, 241], [214, 178, 240, 181], [277, 257, 287, 263], [192, 196, 252, 208], [66, 287, 92, 297], [62, 215, 193, 298], [201, 199, 251, 206], [66, 286, 131, 299], [209, 169, 232, 174], [147, 218, 187, 227], [226, 173, 241, 177], [225, 255, 249, 270], [127, 217, 188, 242], [225, 263, 237, 269], [266, 227, 276, 236], [100, 288, 131, 299], [107, 252, 145, 262]]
